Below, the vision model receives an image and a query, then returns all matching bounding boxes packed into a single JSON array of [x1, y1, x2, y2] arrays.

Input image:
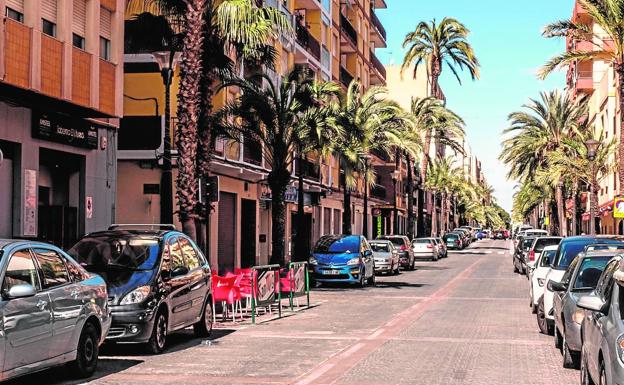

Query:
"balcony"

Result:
[[370, 50, 386, 82], [370, 9, 387, 43], [371, 185, 386, 200], [72, 48, 92, 106], [295, 23, 321, 61], [295, 157, 321, 181], [340, 66, 354, 88], [99, 60, 116, 115], [40, 34, 63, 98], [340, 14, 357, 48], [4, 19, 31, 89], [243, 136, 263, 166], [574, 71, 594, 93]]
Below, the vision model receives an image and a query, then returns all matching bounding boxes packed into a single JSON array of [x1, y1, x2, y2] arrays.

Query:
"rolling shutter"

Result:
[[100, 8, 111, 39], [42, 0, 57, 22], [6, 0, 24, 13], [73, 0, 87, 36]]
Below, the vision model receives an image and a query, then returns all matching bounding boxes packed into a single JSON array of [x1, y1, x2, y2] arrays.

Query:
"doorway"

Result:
[[38, 148, 82, 248], [0, 140, 16, 238], [217, 192, 236, 273], [291, 211, 312, 262], [240, 199, 256, 268]]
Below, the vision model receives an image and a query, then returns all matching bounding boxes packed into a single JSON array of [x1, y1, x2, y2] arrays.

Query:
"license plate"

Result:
[[322, 270, 340, 275]]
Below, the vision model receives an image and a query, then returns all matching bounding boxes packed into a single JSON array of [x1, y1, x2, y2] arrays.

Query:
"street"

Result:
[[8, 239, 577, 385]]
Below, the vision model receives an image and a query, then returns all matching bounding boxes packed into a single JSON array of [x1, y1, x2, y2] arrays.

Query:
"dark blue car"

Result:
[[309, 235, 375, 287]]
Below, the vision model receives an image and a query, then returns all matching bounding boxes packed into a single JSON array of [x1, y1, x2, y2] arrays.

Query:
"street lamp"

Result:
[[391, 170, 400, 235], [584, 139, 602, 235], [153, 51, 182, 225], [361, 154, 372, 238]]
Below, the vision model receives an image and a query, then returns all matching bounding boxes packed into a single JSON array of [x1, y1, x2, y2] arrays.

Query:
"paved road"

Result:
[[9, 239, 578, 385]]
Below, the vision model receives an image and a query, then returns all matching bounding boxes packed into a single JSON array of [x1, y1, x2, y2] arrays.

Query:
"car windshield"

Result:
[[414, 239, 432, 244], [370, 243, 390, 252], [314, 236, 359, 254], [573, 257, 612, 291], [540, 250, 556, 267], [555, 239, 624, 269], [534, 238, 562, 252], [68, 234, 161, 271], [444, 234, 458, 240], [379, 237, 403, 247], [521, 238, 535, 250]]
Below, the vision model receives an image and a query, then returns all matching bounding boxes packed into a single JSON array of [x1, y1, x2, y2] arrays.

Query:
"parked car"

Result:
[[370, 240, 400, 275], [577, 255, 624, 385], [412, 238, 441, 261], [453, 228, 471, 247], [529, 245, 558, 315], [494, 229, 508, 240], [433, 238, 447, 258], [550, 250, 616, 369], [459, 226, 476, 241], [0, 240, 111, 381], [443, 232, 463, 250], [68, 226, 213, 354], [524, 236, 563, 277], [525, 229, 549, 238], [539, 235, 624, 335], [309, 235, 375, 287], [513, 236, 536, 275], [377, 235, 415, 270]]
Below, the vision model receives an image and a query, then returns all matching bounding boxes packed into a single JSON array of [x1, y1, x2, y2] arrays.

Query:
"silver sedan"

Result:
[[0, 240, 111, 382], [370, 240, 400, 275]]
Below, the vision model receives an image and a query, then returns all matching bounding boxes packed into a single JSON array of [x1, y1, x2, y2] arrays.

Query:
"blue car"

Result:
[[309, 235, 375, 287]]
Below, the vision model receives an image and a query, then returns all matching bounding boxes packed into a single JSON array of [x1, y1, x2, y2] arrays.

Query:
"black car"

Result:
[[68, 225, 213, 353], [513, 236, 536, 275]]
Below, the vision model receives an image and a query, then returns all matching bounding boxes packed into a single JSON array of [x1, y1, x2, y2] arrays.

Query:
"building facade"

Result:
[[0, 0, 124, 247]]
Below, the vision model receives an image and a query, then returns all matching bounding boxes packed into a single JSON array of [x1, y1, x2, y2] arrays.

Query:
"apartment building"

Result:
[[0, 0, 124, 247], [119, 0, 388, 273], [567, 1, 621, 234]]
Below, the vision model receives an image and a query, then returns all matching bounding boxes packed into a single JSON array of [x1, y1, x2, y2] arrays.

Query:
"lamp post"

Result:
[[585, 139, 601, 235], [153, 51, 181, 225], [391, 170, 400, 235], [361, 154, 372, 238]]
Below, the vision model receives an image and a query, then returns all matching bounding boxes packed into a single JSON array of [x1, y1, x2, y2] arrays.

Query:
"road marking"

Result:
[[387, 336, 551, 346], [294, 256, 486, 385]]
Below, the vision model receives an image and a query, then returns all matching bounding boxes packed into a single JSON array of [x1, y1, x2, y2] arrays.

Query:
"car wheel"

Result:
[[555, 327, 563, 350], [193, 297, 213, 338], [410, 258, 416, 270], [68, 322, 99, 378], [562, 332, 579, 369], [432, 254, 439, 262], [394, 263, 400, 275], [581, 345, 596, 385], [146, 310, 168, 354], [359, 269, 367, 288], [368, 272, 376, 286], [536, 296, 550, 335], [513, 261, 519, 273]]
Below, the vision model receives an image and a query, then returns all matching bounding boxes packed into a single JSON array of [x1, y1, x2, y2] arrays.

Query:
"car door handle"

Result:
[[70, 289, 79, 298], [36, 299, 48, 310]]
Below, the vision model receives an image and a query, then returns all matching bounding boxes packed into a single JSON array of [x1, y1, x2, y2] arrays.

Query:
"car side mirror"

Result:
[[547, 280, 567, 292], [363, 250, 372, 257], [577, 295, 607, 313], [171, 266, 189, 277], [7, 284, 37, 299]]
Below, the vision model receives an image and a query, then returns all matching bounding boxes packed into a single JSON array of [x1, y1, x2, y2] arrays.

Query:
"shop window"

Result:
[[42, 19, 56, 37]]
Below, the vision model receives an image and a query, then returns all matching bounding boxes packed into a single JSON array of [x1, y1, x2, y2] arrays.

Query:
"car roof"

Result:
[[582, 250, 624, 258], [542, 245, 559, 251], [0, 239, 63, 250], [370, 239, 392, 244], [82, 229, 173, 239]]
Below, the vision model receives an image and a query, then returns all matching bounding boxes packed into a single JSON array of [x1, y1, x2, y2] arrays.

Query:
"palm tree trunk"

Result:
[[343, 187, 352, 235], [431, 192, 438, 237], [269, 167, 290, 266], [176, 0, 207, 240], [294, 152, 306, 261], [555, 180, 567, 236], [406, 152, 415, 239], [617, 61, 624, 193], [571, 179, 578, 236]]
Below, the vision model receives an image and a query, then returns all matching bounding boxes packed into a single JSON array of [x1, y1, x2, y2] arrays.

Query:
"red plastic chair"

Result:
[[212, 275, 241, 322], [234, 269, 254, 312]]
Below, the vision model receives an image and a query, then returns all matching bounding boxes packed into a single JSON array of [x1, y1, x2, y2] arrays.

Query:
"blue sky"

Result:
[[377, 0, 574, 213]]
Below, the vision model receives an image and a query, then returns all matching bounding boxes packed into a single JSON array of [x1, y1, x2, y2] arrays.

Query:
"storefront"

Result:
[[0, 102, 117, 248]]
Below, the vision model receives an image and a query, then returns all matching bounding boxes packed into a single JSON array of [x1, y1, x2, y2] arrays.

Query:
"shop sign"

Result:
[[259, 184, 298, 203], [32, 112, 99, 149], [23, 169, 37, 236], [614, 198, 624, 218]]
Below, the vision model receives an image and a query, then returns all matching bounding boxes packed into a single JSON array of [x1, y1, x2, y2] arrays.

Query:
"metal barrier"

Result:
[[286, 261, 310, 310], [251, 264, 281, 324]]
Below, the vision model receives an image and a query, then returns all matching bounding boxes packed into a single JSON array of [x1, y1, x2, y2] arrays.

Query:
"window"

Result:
[[100, 37, 111, 60], [73, 33, 85, 49], [179, 237, 201, 270], [32, 248, 70, 289], [42, 19, 56, 37], [596, 258, 619, 301], [573, 256, 611, 290], [169, 238, 185, 272], [65, 260, 87, 282], [5, 7, 23, 22], [3, 250, 40, 294]]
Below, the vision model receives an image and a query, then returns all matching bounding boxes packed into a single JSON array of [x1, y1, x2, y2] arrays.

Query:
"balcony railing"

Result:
[[296, 23, 321, 61], [370, 9, 386, 41], [340, 14, 357, 46], [4, 19, 31, 89], [370, 50, 386, 79], [40, 34, 63, 98], [340, 66, 354, 87], [72, 48, 92, 106], [99, 60, 116, 115]]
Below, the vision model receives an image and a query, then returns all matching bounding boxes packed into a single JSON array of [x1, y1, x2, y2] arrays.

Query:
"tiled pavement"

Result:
[[10, 239, 578, 385]]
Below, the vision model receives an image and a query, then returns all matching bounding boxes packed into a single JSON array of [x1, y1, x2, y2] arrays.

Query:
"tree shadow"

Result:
[[373, 281, 429, 289]]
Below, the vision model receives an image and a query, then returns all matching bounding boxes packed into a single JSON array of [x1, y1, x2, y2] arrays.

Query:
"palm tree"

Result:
[[215, 69, 329, 266], [426, 157, 457, 236], [500, 91, 587, 236], [401, 18, 479, 181], [330, 81, 414, 235], [540, 0, 624, 190]]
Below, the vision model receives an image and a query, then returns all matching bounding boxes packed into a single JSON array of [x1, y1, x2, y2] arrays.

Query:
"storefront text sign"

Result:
[[23, 169, 37, 236], [32, 112, 99, 149], [259, 184, 298, 203], [614, 198, 624, 219]]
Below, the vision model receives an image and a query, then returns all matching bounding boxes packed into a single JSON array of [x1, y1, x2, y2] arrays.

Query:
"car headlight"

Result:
[[309, 256, 318, 266], [120, 286, 151, 305], [347, 257, 361, 266], [573, 309, 585, 324], [537, 278, 545, 287]]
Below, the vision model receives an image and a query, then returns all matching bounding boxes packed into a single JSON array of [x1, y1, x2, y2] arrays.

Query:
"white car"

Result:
[[528, 245, 557, 314], [412, 238, 440, 261]]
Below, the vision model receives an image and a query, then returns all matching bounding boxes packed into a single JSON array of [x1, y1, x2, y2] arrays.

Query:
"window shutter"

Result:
[[6, 0, 24, 13], [41, 0, 57, 22], [100, 8, 111, 39], [73, 0, 87, 37]]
